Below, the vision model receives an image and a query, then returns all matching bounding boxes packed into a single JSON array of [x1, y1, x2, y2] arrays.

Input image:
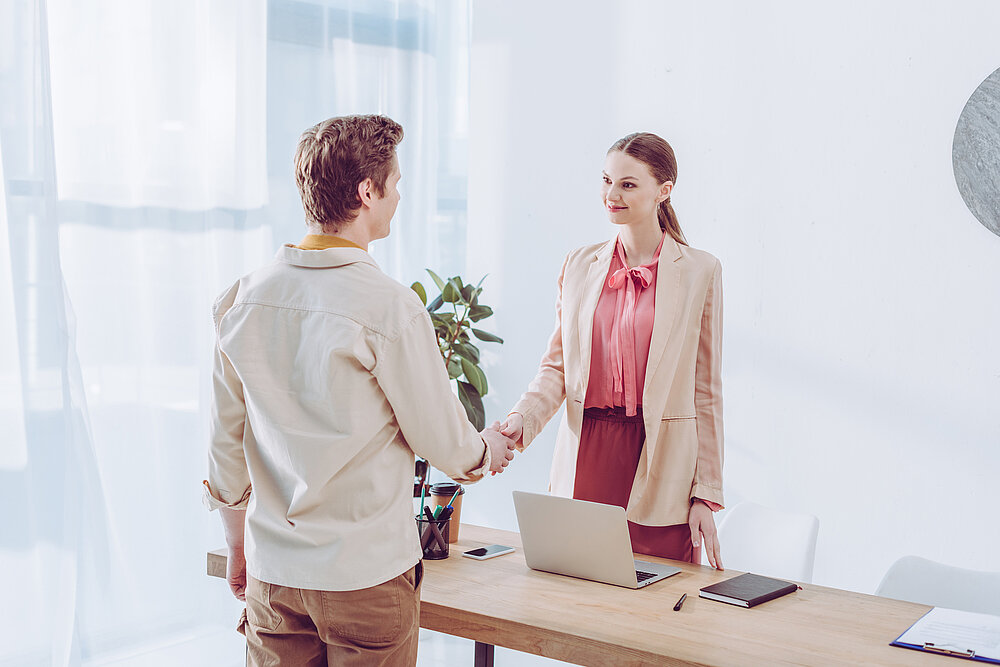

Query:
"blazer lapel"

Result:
[[639, 236, 682, 479], [644, 236, 682, 402], [576, 239, 615, 398]]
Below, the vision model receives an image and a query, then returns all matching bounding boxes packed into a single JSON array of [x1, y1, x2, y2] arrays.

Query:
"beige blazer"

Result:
[[511, 236, 724, 526]]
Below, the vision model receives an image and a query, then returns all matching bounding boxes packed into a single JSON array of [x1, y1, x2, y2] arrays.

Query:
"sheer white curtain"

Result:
[[0, 1, 470, 665], [0, 142, 27, 469], [266, 0, 472, 280], [46, 0, 268, 210]]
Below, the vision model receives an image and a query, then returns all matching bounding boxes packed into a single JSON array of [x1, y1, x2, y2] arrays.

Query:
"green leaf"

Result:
[[469, 304, 494, 322], [460, 284, 474, 303], [442, 280, 459, 303], [426, 269, 446, 292], [457, 381, 486, 430], [453, 342, 480, 364], [447, 277, 465, 302], [475, 274, 488, 289], [461, 358, 488, 397], [472, 328, 504, 344], [410, 281, 427, 305], [447, 357, 463, 379], [426, 294, 444, 312]]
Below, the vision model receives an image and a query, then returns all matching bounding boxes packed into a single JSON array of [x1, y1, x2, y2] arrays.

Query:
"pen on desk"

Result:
[[432, 504, 444, 518], [419, 482, 427, 516], [673, 593, 687, 612]]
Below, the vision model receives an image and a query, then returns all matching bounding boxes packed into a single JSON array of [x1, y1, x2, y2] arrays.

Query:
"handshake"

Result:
[[480, 413, 524, 476]]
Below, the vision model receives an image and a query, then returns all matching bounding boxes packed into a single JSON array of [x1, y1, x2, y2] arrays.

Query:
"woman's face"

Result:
[[601, 150, 671, 227]]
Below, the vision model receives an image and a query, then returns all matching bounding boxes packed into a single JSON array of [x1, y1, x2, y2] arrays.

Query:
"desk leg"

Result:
[[474, 641, 494, 667]]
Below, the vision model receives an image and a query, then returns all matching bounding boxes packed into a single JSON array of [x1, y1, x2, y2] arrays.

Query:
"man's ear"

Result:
[[357, 178, 374, 209]]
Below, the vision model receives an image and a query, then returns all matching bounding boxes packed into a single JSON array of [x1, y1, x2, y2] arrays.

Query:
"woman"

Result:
[[500, 132, 725, 568]]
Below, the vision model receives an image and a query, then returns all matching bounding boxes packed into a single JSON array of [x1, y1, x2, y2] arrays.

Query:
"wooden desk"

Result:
[[208, 524, 940, 666]]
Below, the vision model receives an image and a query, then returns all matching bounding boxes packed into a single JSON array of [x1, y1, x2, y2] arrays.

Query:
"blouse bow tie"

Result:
[[608, 264, 653, 291], [606, 243, 655, 416]]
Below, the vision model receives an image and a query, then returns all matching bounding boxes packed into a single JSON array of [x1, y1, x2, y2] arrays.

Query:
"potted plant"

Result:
[[410, 270, 503, 494]]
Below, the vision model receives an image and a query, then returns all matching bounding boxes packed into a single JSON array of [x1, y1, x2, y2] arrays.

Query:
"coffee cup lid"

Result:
[[429, 482, 464, 495]]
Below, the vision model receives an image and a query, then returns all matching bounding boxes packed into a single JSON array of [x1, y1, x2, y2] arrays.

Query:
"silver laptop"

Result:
[[512, 490, 681, 589]]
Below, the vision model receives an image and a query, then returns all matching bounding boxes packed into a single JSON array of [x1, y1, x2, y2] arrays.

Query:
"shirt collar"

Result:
[[293, 234, 367, 251], [276, 237, 378, 269]]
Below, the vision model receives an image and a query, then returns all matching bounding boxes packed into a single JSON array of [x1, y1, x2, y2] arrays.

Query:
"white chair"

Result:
[[875, 556, 1000, 615], [715, 501, 820, 583]]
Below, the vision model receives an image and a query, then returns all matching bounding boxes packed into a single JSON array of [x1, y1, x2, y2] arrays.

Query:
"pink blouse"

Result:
[[583, 233, 722, 512], [584, 235, 663, 414]]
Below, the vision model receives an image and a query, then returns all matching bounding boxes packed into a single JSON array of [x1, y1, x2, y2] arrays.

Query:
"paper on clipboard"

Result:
[[893, 607, 1000, 663]]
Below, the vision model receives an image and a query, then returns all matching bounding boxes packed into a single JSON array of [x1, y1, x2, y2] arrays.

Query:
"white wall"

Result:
[[459, 0, 1000, 594]]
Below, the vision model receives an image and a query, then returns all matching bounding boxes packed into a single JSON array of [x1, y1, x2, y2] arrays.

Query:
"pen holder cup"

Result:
[[429, 483, 464, 543], [416, 516, 451, 560]]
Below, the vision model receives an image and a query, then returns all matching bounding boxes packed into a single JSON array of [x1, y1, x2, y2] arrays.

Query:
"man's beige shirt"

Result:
[[204, 244, 489, 591]]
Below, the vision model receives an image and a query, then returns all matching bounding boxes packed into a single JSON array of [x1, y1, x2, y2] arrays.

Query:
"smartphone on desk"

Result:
[[462, 544, 515, 560]]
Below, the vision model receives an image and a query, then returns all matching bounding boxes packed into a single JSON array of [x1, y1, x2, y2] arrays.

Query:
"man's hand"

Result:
[[219, 506, 248, 600], [482, 421, 516, 474], [226, 543, 248, 601], [688, 500, 723, 570], [499, 412, 523, 444]]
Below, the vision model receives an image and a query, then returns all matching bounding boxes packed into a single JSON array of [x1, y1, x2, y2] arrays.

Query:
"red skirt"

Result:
[[573, 407, 699, 564]]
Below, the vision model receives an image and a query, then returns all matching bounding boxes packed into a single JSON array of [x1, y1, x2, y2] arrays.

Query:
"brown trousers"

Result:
[[241, 563, 422, 666]]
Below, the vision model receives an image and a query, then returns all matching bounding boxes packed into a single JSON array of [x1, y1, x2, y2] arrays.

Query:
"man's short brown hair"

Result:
[[294, 115, 404, 232]]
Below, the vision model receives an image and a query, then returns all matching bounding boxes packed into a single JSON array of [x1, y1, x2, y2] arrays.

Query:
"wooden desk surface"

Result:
[[209, 524, 939, 666]]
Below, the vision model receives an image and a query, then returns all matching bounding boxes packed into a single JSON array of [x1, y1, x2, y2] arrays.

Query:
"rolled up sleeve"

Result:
[[204, 288, 252, 511]]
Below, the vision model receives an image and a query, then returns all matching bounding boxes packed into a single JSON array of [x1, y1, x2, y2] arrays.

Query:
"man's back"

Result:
[[209, 244, 487, 591], [204, 114, 515, 665]]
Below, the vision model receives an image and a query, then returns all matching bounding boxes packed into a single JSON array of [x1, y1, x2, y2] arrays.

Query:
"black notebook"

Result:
[[699, 573, 798, 608]]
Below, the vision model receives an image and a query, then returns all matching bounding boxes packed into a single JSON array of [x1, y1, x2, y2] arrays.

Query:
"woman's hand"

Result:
[[688, 500, 723, 570], [499, 413, 524, 444], [482, 421, 517, 475]]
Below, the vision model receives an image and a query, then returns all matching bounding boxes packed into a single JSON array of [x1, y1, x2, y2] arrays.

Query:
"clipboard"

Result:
[[891, 607, 1000, 664]]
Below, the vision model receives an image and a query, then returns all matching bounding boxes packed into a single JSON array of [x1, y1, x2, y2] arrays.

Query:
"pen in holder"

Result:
[[416, 513, 451, 560]]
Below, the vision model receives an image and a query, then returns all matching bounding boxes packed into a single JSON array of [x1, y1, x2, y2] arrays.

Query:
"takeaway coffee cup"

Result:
[[429, 482, 464, 543]]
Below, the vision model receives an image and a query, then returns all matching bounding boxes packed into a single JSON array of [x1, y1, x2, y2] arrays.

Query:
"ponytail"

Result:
[[657, 198, 687, 246]]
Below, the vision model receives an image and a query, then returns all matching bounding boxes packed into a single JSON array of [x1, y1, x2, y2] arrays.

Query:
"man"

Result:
[[202, 114, 516, 666]]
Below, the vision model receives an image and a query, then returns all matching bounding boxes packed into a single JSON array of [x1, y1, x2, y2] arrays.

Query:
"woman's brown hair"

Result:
[[608, 132, 687, 246]]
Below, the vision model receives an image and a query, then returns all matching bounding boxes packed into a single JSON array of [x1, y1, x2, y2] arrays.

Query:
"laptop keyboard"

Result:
[[636, 570, 658, 582]]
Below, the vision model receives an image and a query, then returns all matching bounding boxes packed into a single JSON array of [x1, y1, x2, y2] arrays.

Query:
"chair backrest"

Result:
[[875, 556, 1000, 615], [716, 501, 820, 583]]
